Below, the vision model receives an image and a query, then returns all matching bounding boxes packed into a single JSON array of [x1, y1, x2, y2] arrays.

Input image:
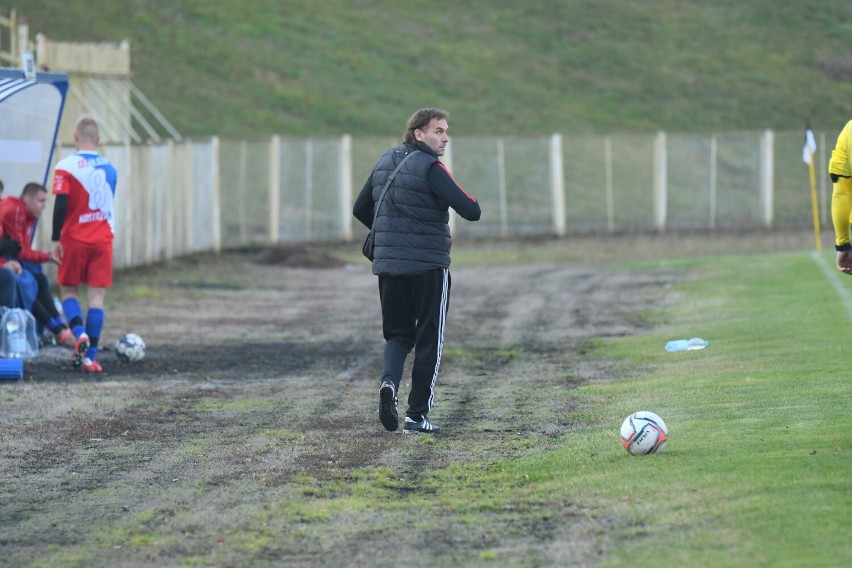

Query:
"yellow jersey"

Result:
[[829, 119, 852, 249]]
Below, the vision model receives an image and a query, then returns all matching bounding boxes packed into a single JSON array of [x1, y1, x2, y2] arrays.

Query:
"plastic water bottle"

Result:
[[665, 337, 709, 352], [1, 308, 38, 359], [5, 309, 29, 358]]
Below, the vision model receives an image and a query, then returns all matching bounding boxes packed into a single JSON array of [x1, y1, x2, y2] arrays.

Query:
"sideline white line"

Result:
[[811, 251, 852, 322]]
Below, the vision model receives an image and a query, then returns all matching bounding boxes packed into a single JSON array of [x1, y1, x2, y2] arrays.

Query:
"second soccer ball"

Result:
[[115, 333, 146, 362]]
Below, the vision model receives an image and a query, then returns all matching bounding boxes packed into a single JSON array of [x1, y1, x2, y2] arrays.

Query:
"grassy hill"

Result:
[[5, 0, 852, 138]]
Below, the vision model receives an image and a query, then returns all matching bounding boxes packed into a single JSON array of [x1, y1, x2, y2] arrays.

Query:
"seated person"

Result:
[[0, 184, 73, 346], [0, 255, 71, 345], [0, 182, 61, 269]]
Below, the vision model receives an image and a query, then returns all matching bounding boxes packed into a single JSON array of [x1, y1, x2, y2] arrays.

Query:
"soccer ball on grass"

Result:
[[620, 411, 668, 455], [115, 333, 146, 362]]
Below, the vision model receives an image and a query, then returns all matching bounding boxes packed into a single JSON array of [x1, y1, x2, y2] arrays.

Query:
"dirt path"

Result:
[[0, 233, 808, 566]]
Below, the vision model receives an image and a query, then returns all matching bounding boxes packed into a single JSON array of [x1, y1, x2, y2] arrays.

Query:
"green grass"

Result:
[[7, 0, 852, 137], [23, 246, 848, 565], [276, 250, 847, 566], [540, 250, 850, 565]]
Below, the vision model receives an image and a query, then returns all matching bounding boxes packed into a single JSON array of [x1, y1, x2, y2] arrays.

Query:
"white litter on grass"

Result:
[[665, 338, 709, 352]]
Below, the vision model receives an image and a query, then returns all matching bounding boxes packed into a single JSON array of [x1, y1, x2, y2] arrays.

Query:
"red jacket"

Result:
[[0, 196, 51, 264]]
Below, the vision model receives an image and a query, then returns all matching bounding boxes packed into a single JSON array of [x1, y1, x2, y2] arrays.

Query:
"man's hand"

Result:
[[0, 235, 22, 257], [3, 260, 22, 275], [51, 241, 63, 263], [836, 250, 852, 275]]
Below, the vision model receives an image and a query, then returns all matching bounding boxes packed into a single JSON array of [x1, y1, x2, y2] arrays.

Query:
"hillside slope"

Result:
[[6, 0, 852, 137]]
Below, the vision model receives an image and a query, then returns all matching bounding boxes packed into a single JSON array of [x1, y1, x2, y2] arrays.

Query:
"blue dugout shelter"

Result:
[[0, 67, 68, 197]]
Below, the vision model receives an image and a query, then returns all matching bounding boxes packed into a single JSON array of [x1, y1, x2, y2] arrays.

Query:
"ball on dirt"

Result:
[[620, 411, 668, 455], [115, 333, 146, 362]]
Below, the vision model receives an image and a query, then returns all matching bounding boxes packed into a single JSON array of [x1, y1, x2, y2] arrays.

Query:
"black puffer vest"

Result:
[[371, 144, 450, 276]]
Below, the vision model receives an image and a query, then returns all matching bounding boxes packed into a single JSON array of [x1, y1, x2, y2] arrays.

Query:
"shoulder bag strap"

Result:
[[369, 150, 421, 231]]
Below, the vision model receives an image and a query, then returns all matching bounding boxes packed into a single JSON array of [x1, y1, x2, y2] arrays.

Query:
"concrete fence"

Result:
[[33, 129, 831, 269]]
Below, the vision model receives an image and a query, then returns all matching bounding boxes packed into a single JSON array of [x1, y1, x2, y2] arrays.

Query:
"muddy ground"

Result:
[[0, 230, 820, 567]]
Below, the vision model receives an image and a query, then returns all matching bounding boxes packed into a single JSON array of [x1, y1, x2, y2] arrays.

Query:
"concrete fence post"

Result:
[[165, 139, 175, 260], [760, 129, 774, 228], [210, 136, 221, 253], [339, 134, 353, 241], [497, 138, 508, 236], [268, 135, 280, 244], [653, 130, 667, 232], [550, 133, 566, 236], [709, 134, 717, 229], [182, 141, 193, 253], [443, 140, 457, 234], [604, 135, 614, 232]]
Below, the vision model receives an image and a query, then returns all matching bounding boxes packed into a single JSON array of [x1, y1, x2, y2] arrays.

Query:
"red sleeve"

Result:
[[1, 204, 50, 264]]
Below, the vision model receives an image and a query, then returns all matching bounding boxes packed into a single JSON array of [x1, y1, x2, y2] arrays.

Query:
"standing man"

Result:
[[830, 119, 852, 275], [51, 115, 118, 373], [353, 108, 481, 434]]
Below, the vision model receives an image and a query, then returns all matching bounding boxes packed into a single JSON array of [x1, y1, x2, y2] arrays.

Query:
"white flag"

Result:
[[803, 127, 817, 166]]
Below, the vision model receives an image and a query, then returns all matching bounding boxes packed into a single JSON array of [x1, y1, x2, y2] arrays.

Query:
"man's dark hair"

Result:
[[21, 182, 47, 198], [404, 108, 449, 145]]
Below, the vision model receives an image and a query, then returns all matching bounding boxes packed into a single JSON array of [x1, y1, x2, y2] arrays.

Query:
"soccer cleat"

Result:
[[81, 357, 103, 373], [57, 328, 76, 348], [403, 416, 441, 434], [379, 379, 399, 431], [72, 333, 90, 368]]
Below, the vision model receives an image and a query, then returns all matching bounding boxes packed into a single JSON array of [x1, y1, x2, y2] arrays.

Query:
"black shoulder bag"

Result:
[[362, 150, 420, 261]]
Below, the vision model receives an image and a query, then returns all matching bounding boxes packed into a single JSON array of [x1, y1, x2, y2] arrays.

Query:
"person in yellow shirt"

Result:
[[830, 119, 852, 274]]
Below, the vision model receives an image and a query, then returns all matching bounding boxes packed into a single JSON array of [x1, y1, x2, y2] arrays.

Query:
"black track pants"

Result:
[[378, 268, 450, 420]]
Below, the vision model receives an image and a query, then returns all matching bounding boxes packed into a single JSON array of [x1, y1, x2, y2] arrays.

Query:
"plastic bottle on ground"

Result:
[[665, 337, 709, 352], [1, 308, 38, 358], [4, 309, 29, 357]]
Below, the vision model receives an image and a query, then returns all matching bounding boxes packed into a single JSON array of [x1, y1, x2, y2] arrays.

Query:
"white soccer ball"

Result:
[[115, 333, 146, 362], [620, 411, 668, 455]]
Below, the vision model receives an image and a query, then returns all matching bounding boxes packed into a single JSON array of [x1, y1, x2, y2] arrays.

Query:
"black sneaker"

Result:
[[379, 379, 398, 431], [403, 416, 441, 434]]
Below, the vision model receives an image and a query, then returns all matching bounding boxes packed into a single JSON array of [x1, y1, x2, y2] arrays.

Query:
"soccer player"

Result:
[[51, 116, 118, 372], [0, 182, 74, 346], [353, 108, 481, 434], [830, 119, 852, 275]]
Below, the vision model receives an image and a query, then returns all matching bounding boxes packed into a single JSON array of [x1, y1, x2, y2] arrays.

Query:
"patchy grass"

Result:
[[1, 235, 848, 566], [577, 250, 850, 566]]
